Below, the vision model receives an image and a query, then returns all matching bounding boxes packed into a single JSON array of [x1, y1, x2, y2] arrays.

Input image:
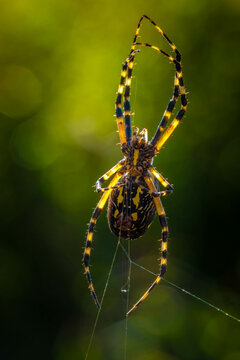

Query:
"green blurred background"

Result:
[[1, 0, 240, 359]]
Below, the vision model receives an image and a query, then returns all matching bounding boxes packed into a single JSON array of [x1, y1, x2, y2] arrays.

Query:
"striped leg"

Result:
[[96, 161, 124, 193], [130, 15, 182, 145], [131, 42, 187, 149], [126, 176, 168, 316], [96, 183, 125, 193], [134, 169, 173, 197], [123, 51, 139, 144], [149, 166, 173, 197], [131, 15, 181, 61], [150, 74, 180, 148], [116, 61, 128, 148], [152, 62, 187, 152], [83, 173, 122, 309], [128, 15, 187, 150], [116, 51, 139, 149]]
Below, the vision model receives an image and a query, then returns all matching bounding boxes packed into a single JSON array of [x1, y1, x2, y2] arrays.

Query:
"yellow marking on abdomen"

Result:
[[118, 187, 124, 203], [132, 187, 141, 207], [114, 209, 119, 218], [131, 212, 138, 221]]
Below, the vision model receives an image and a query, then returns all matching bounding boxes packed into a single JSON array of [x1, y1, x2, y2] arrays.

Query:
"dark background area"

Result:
[[0, 0, 240, 359]]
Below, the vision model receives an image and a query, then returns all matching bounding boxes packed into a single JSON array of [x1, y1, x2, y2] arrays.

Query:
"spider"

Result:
[[83, 15, 187, 317]]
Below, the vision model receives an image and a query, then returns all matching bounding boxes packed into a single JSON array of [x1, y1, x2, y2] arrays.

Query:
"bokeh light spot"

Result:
[[0, 64, 42, 118], [12, 119, 62, 170]]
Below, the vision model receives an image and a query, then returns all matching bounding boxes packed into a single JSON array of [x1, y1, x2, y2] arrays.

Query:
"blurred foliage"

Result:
[[0, 0, 240, 359]]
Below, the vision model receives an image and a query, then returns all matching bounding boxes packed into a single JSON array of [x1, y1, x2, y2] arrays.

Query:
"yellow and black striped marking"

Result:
[[131, 15, 181, 61], [128, 14, 187, 153], [116, 50, 139, 149], [107, 175, 156, 240], [132, 42, 187, 150]]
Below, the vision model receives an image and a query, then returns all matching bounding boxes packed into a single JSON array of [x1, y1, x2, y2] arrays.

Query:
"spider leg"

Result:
[[135, 184, 171, 198], [96, 161, 124, 192], [131, 15, 181, 61], [126, 175, 168, 316], [132, 42, 187, 151], [116, 51, 139, 150], [150, 74, 180, 148], [97, 183, 125, 193], [123, 52, 139, 145], [116, 62, 128, 148], [129, 15, 184, 147], [134, 169, 173, 197], [148, 166, 173, 197], [83, 173, 123, 309], [151, 62, 187, 152]]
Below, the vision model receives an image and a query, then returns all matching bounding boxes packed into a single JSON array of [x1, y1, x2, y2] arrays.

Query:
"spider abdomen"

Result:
[[107, 175, 156, 240]]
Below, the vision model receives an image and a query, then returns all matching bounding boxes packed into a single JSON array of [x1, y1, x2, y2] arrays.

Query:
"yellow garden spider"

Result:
[[83, 15, 187, 316]]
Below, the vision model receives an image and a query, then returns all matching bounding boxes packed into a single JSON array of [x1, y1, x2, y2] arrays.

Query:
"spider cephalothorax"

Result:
[[83, 15, 187, 316], [123, 128, 155, 174]]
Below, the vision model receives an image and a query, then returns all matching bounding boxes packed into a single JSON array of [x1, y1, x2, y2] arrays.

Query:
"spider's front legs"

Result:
[[127, 176, 168, 316], [152, 61, 187, 152], [131, 15, 181, 62], [116, 50, 139, 150], [83, 173, 122, 309], [132, 41, 187, 150], [95, 161, 124, 193], [128, 16, 184, 147], [150, 74, 180, 147]]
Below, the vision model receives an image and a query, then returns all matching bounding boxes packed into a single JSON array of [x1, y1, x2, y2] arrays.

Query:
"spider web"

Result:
[[84, 235, 240, 360]]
